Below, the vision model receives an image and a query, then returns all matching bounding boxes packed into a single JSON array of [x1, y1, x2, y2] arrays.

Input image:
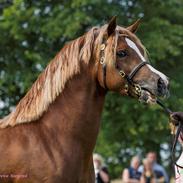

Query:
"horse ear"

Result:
[[107, 16, 117, 37], [127, 19, 141, 33]]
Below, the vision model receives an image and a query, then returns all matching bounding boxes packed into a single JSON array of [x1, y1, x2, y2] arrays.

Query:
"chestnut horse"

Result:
[[0, 17, 169, 183]]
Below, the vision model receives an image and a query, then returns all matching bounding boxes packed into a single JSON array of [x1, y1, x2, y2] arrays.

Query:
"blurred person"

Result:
[[170, 112, 183, 183], [140, 158, 156, 183], [93, 153, 110, 183], [122, 155, 141, 183], [139, 152, 168, 183]]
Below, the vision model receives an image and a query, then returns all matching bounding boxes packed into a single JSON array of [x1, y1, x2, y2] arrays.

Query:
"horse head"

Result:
[[97, 17, 169, 104]]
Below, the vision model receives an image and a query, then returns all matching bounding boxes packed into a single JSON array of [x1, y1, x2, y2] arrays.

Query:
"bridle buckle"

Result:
[[124, 84, 128, 92], [134, 84, 141, 96], [119, 70, 126, 78], [100, 44, 106, 51], [100, 57, 105, 64]]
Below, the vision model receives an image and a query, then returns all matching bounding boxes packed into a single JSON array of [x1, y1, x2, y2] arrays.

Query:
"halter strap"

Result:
[[102, 64, 107, 89], [99, 37, 109, 89]]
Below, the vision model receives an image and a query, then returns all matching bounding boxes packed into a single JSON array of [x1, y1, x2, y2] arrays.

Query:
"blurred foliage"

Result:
[[0, 0, 183, 179]]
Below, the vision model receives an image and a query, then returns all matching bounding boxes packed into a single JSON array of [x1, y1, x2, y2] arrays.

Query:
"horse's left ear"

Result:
[[127, 19, 141, 33], [107, 16, 117, 37]]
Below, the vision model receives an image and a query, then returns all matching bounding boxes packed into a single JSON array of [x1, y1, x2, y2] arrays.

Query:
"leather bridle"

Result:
[[99, 36, 149, 98]]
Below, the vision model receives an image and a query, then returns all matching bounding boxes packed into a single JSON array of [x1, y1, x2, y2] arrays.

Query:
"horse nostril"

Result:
[[157, 78, 166, 95]]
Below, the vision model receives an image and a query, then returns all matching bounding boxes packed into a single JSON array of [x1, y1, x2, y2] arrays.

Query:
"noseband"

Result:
[[99, 37, 149, 97]]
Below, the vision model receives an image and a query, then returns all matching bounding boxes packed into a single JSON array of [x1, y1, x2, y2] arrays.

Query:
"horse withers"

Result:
[[0, 17, 169, 183]]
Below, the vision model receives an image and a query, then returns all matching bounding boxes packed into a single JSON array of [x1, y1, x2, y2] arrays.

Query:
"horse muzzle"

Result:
[[157, 77, 170, 98], [137, 77, 169, 104]]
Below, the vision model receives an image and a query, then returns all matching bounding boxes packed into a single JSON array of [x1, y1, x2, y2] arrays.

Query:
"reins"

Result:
[[156, 99, 183, 170]]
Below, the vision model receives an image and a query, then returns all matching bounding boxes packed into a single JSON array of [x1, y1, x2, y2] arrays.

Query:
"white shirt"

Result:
[[175, 152, 183, 183]]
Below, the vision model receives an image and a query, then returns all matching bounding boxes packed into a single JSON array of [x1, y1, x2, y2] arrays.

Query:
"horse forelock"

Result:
[[0, 27, 98, 128]]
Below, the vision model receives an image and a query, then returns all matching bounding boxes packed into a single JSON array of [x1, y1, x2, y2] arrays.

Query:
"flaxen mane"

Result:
[[0, 27, 100, 128]]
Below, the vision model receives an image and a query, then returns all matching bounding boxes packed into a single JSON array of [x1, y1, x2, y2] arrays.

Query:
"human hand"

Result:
[[170, 112, 183, 125]]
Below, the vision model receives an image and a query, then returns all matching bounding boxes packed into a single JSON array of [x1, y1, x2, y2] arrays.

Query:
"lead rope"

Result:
[[156, 99, 183, 172]]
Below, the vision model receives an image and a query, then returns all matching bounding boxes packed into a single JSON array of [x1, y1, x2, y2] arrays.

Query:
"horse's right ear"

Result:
[[127, 19, 141, 33], [107, 16, 117, 37]]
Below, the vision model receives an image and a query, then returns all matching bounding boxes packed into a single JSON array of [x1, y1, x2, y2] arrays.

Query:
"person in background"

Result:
[[93, 153, 110, 183], [140, 158, 161, 183], [122, 155, 141, 183], [138, 152, 168, 183]]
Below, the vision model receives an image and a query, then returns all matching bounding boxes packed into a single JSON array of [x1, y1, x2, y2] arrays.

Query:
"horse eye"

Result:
[[117, 50, 127, 58]]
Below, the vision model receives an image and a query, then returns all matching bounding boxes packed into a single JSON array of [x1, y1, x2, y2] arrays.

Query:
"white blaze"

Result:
[[125, 38, 146, 62], [125, 37, 168, 85]]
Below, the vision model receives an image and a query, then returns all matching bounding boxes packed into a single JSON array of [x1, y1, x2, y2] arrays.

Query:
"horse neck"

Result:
[[41, 63, 106, 142]]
